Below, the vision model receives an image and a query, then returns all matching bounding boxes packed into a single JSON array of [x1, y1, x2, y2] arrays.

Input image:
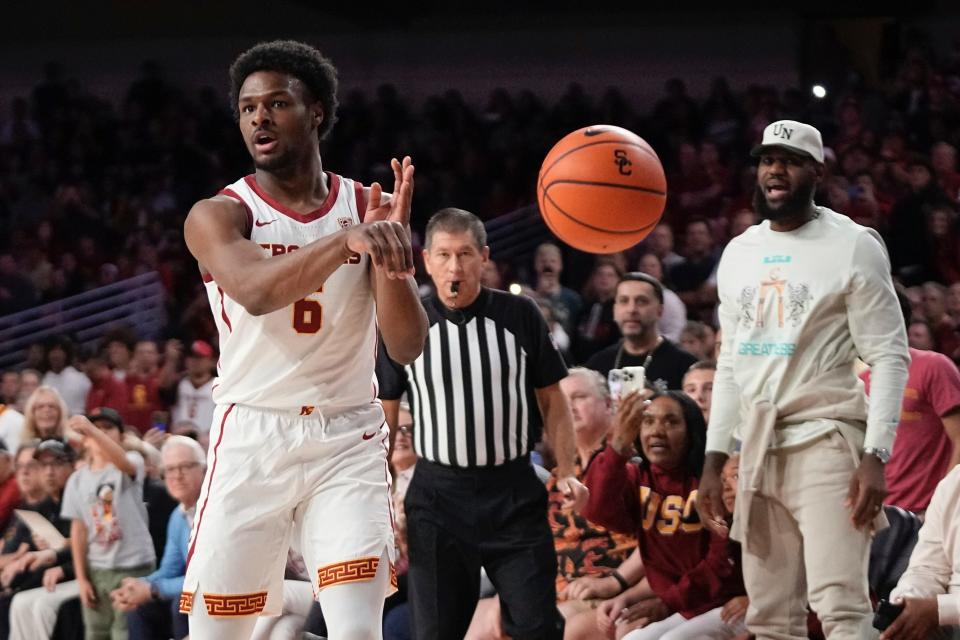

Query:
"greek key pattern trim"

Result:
[[178, 591, 193, 614], [179, 590, 268, 616], [317, 556, 382, 589]]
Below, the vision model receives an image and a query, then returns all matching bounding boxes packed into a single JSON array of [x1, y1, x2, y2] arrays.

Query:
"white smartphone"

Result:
[[608, 366, 646, 400]]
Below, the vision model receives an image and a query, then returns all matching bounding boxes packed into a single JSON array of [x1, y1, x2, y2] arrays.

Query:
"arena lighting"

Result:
[[812, 84, 827, 99], [509, 283, 523, 295]]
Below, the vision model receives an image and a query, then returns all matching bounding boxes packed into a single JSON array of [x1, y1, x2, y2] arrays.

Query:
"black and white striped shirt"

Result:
[[377, 287, 568, 468]]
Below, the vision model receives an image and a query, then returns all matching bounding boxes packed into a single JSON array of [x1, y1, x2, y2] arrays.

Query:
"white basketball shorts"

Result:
[[180, 402, 396, 618]]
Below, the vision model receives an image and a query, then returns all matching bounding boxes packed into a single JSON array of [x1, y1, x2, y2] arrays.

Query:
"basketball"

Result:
[[537, 125, 667, 254]]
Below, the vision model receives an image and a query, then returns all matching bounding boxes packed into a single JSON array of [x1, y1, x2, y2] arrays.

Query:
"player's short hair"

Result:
[[566, 367, 610, 403], [161, 435, 207, 467], [425, 208, 487, 250], [617, 272, 664, 305], [229, 40, 339, 140]]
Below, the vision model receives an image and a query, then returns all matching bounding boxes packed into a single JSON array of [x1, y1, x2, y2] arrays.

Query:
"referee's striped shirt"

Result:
[[377, 287, 568, 468]]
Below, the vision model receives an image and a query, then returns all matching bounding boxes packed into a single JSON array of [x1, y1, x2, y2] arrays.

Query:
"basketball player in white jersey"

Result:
[[179, 40, 428, 640]]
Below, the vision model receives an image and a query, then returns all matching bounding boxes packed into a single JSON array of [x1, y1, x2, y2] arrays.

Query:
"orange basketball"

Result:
[[537, 125, 667, 254]]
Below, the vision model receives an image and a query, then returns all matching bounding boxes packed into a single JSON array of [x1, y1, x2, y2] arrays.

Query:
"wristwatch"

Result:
[[149, 582, 160, 600], [863, 446, 891, 464]]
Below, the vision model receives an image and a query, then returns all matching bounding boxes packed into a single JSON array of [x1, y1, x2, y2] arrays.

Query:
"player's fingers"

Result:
[[400, 224, 415, 274], [374, 222, 408, 277], [367, 182, 383, 216], [363, 227, 386, 268], [391, 158, 402, 194], [384, 222, 410, 276], [391, 164, 415, 227]]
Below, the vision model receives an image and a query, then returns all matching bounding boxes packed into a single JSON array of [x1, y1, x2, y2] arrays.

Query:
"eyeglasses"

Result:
[[38, 460, 71, 470], [397, 424, 414, 437], [162, 462, 202, 477]]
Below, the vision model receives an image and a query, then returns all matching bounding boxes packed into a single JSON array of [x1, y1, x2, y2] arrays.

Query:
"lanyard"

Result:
[[612, 336, 662, 370]]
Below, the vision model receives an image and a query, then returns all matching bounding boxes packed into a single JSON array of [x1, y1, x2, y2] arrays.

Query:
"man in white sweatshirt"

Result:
[[696, 120, 911, 639]]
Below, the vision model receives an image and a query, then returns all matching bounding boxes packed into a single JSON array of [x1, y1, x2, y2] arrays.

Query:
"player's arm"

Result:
[[364, 157, 428, 364], [184, 195, 413, 317], [370, 269, 427, 364], [382, 398, 400, 456]]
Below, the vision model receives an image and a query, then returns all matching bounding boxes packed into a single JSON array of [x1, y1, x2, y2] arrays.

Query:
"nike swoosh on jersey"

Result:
[[255, 218, 277, 227], [361, 431, 377, 440]]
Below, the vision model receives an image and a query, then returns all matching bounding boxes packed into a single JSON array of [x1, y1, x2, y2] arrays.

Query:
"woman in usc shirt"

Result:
[[582, 390, 745, 640]]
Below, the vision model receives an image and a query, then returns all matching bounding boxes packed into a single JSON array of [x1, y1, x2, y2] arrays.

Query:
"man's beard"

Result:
[[752, 178, 817, 222], [253, 147, 299, 174]]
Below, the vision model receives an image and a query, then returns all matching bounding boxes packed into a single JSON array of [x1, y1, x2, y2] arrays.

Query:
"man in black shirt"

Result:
[[585, 272, 697, 390], [378, 208, 588, 640]]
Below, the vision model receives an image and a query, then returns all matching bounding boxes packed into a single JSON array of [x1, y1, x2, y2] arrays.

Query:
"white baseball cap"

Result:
[[750, 119, 824, 164]]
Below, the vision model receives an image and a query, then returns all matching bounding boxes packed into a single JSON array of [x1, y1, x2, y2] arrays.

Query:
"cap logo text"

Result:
[[773, 123, 794, 140]]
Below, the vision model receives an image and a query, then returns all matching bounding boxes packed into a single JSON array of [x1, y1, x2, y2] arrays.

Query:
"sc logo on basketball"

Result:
[[613, 149, 632, 175]]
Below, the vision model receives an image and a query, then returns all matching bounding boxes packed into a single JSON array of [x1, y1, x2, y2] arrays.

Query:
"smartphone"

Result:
[[608, 366, 646, 401], [150, 410, 169, 433], [872, 599, 904, 631]]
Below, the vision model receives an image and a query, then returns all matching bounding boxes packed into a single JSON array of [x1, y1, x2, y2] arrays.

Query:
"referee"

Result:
[[378, 208, 588, 640]]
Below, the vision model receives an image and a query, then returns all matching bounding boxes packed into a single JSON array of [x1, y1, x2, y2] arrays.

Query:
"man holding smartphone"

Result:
[[585, 272, 697, 392]]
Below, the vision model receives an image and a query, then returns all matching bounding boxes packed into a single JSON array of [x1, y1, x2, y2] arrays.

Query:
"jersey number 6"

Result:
[[293, 287, 323, 334]]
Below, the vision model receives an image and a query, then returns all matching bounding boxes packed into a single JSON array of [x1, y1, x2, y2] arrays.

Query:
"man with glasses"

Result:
[[5, 438, 77, 639], [109, 435, 206, 640]]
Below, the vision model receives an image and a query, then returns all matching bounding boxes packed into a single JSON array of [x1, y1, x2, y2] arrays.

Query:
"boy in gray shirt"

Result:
[[62, 407, 155, 639]]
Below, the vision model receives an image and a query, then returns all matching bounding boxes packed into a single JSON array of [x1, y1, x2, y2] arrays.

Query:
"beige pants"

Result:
[[741, 431, 876, 640]]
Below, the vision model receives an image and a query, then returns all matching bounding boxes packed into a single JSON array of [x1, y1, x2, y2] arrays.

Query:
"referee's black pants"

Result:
[[404, 457, 563, 640]]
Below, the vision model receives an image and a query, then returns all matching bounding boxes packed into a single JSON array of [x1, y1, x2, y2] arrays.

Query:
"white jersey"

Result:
[[171, 376, 216, 433], [204, 172, 377, 410]]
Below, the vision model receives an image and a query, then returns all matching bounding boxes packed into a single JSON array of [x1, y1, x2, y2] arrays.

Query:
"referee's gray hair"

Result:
[[425, 208, 487, 250], [566, 367, 610, 403], [161, 435, 207, 467]]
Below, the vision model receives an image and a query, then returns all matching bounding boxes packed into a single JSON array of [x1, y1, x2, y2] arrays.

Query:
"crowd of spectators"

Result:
[[0, 29, 958, 363], [0, 24, 959, 640]]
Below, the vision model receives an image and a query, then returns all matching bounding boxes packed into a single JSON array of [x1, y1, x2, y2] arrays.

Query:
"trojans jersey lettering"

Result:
[[203, 172, 377, 410]]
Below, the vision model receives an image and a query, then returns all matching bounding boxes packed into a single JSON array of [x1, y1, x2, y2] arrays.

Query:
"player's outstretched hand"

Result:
[[363, 156, 415, 228], [345, 220, 415, 280]]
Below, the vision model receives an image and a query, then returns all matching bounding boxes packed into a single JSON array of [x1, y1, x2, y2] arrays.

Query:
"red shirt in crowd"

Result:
[[124, 372, 163, 435], [582, 447, 744, 619], [0, 474, 21, 533], [85, 375, 129, 420], [861, 347, 960, 512]]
